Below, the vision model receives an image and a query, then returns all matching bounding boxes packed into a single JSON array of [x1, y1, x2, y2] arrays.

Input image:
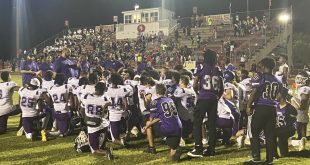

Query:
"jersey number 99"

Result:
[[161, 102, 178, 118]]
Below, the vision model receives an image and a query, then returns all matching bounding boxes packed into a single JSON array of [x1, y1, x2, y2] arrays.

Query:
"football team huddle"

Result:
[[0, 48, 309, 164]]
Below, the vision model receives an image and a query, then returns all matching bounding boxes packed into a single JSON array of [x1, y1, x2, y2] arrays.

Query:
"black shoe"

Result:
[[106, 147, 113, 160], [187, 149, 203, 158], [245, 158, 261, 164], [203, 149, 215, 156], [144, 146, 156, 154], [265, 160, 273, 164]]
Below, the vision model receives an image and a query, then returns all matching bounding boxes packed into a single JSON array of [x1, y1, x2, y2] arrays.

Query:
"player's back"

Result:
[[150, 97, 182, 136], [68, 77, 79, 89], [48, 84, 72, 112], [0, 82, 17, 107], [80, 85, 96, 99], [18, 87, 41, 117], [105, 86, 129, 121], [253, 73, 281, 107], [195, 64, 223, 100], [82, 94, 110, 132], [42, 79, 54, 91], [0, 82, 17, 116]]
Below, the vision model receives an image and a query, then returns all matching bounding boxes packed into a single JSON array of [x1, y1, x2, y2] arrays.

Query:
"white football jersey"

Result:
[[48, 84, 73, 113], [296, 86, 310, 101], [137, 85, 147, 112], [174, 87, 197, 110], [79, 85, 96, 100], [67, 77, 79, 89], [0, 82, 17, 116], [145, 86, 157, 101], [217, 97, 233, 119], [18, 87, 41, 117], [173, 87, 196, 121], [123, 84, 135, 106], [42, 79, 54, 91], [105, 86, 130, 121], [81, 94, 111, 133]]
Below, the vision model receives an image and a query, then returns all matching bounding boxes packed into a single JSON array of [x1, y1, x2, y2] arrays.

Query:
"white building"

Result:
[[116, 7, 177, 40]]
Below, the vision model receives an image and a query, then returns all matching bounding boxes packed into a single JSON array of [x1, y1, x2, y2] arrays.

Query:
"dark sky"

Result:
[[0, 0, 309, 60]]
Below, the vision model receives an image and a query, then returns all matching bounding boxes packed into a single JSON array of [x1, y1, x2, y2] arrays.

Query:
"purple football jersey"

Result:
[[276, 103, 297, 128], [150, 97, 182, 137], [252, 73, 281, 107], [39, 62, 53, 77], [80, 61, 90, 72], [194, 64, 223, 100], [53, 57, 72, 79], [20, 60, 39, 86]]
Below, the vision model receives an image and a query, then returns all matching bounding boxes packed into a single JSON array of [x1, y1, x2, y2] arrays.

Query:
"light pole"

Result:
[[269, 0, 272, 21], [247, 0, 249, 16]]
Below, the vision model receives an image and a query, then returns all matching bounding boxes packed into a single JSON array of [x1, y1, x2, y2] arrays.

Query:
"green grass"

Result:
[[1, 75, 310, 165]]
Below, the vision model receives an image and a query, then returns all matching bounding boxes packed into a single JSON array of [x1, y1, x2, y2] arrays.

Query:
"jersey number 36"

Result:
[[203, 75, 220, 91]]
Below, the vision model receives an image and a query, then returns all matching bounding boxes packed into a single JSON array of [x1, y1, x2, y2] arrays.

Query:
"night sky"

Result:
[[0, 0, 309, 60]]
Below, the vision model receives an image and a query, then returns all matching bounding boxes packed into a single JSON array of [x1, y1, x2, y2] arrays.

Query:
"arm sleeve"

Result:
[[149, 100, 159, 119], [173, 88, 186, 98]]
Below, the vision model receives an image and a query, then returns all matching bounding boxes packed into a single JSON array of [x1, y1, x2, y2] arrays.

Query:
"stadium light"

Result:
[[134, 4, 139, 10], [278, 13, 290, 23]]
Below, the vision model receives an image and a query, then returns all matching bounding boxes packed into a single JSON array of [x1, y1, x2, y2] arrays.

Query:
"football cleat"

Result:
[[121, 137, 129, 148], [17, 127, 24, 136], [51, 127, 58, 132], [179, 138, 186, 147], [25, 133, 33, 141], [106, 147, 114, 160], [130, 126, 139, 137], [245, 158, 261, 164], [187, 149, 203, 158], [299, 137, 307, 151], [203, 149, 215, 156], [237, 135, 245, 149], [41, 130, 47, 142], [144, 146, 156, 154], [202, 138, 208, 145]]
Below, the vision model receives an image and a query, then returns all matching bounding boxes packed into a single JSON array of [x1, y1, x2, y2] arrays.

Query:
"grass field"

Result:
[[0, 74, 310, 165]]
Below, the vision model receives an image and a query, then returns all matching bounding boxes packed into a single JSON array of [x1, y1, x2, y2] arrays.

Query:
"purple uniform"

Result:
[[194, 64, 223, 100], [252, 73, 281, 107], [80, 61, 90, 72], [136, 62, 147, 75], [276, 103, 297, 129], [101, 60, 124, 71], [39, 62, 53, 77], [150, 97, 182, 137], [166, 83, 179, 97], [53, 57, 72, 79], [20, 60, 39, 86]]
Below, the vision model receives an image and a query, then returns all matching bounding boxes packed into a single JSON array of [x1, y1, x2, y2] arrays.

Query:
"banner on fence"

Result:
[[205, 14, 231, 25]]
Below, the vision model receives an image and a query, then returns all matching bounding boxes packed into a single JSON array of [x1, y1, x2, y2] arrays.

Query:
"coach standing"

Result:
[[187, 50, 224, 158], [20, 54, 41, 86], [53, 48, 77, 81], [101, 53, 124, 73]]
